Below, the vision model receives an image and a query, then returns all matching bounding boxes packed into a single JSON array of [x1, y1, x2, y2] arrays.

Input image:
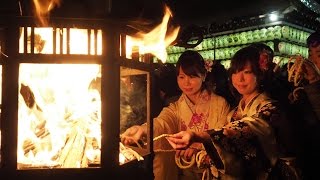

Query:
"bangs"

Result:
[[179, 62, 202, 77], [176, 50, 205, 77], [228, 46, 260, 75], [229, 56, 249, 74]]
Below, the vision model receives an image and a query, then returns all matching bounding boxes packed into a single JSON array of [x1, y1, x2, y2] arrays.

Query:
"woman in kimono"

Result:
[[121, 50, 230, 180], [167, 46, 283, 179]]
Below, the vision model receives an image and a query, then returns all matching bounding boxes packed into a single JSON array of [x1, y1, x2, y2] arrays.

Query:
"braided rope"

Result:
[[153, 134, 172, 141], [121, 133, 212, 180], [287, 55, 305, 87], [286, 55, 305, 103], [153, 134, 211, 180]]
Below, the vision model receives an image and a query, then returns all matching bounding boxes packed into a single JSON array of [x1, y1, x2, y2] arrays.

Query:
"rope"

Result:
[[287, 55, 305, 87], [121, 133, 214, 180], [119, 142, 144, 164], [286, 55, 305, 103], [153, 133, 172, 141], [153, 134, 212, 180]]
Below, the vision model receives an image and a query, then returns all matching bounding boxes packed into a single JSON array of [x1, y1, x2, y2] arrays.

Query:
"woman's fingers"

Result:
[[184, 148, 196, 159], [120, 126, 143, 145], [175, 148, 196, 160], [166, 137, 178, 149]]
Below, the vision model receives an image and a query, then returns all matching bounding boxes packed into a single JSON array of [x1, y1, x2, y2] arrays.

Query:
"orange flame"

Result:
[[33, 0, 62, 26], [126, 5, 180, 63]]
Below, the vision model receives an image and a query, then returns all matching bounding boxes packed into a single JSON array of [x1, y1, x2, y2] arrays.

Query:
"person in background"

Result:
[[153, 63, 181, 107], [249, 43, 297, 158], [121, 50, 230, 180], [207, 60, 236, 107], [304, 31, 320, 120], [293, 31, 320, 180], [167, 46, 298, 179], [249, 43, 292, 106]]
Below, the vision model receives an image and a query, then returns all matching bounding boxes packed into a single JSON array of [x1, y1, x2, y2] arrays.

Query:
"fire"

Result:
[[19, 27, 102, 55], [126, 5, 180, 63], [16, 27, 144, 168], [17, 27, 102, 168], [32, 0, 62, 26], [18, 63, 102, 168], [11, 2, 180, 169]]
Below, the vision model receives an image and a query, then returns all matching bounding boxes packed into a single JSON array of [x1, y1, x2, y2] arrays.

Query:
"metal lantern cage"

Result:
[[0, 14, 154, 180]]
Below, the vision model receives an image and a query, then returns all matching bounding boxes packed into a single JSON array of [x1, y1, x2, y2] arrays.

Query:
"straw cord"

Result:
[[119, 142, 144, 163], [286, 55, 305, 102], [153, 134, 211, 180], [122, 133, 212, 180], [287, 55, 305, 87], [120, 134, 143, 149], [153, 133, 172, 141]]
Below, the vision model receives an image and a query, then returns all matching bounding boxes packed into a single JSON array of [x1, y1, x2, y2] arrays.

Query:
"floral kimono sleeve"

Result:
[[203, 101, 280, 173]]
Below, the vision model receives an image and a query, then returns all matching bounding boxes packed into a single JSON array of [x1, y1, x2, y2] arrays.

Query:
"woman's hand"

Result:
[[166, 131, 194, 149], [120, 125, 146, 145], [176, 148, 197, 160]]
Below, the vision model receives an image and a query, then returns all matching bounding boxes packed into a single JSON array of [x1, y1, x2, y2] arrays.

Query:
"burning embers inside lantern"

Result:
[[18, 64, 102, 169], [16, 64, 149, 169], [15, 27, 149, 169]]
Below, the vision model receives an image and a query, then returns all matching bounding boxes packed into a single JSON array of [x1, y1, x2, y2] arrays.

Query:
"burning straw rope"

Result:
[[119, 142, 144, 164]]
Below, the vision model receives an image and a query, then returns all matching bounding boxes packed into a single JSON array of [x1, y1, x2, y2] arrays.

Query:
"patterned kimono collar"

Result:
[[232, 93, 263, 120], [181, 90, 211, 131], [239, 92, 262, 112], [182, 90, 210, 109]]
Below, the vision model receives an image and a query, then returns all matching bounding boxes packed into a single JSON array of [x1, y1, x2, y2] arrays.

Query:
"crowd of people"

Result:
[[120, 31, 320, 180]]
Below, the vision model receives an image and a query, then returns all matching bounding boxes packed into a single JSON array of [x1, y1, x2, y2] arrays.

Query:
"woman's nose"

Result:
[[236, 73, 244, 82], [184, 77, 191, 85]]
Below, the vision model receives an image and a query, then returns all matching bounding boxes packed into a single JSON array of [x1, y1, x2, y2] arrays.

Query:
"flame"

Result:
[[13, 4, 180, 168], [32, 0, 62, 26], [18, 63, 102, 168], [126, 5, 180, 63], [16, 27, 144, 168], [17, 27, 102, 168], [19, 27, 102, 55]]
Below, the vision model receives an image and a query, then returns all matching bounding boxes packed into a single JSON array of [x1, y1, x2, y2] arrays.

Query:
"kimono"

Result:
[[203, 92, 280, 180], [152, 90, 230, 180], [294, 80, 320, 179], [304, 80, 320, 121]]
